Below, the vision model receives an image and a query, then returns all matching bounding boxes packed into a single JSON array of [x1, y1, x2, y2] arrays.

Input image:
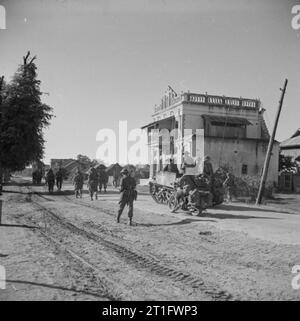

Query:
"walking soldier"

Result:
[[87, 167, 98, 201], [98, 167, 108, 193], [73, 168, 84, 198], [46, 169, 55, 193], [117, 168, 137, 226], [55, 167, 64, 191]]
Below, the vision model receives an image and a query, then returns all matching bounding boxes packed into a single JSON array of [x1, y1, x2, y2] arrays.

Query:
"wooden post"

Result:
[[0, 76, 4, 196], [256, 79, 288, 205], [0, 200, 2, 225]]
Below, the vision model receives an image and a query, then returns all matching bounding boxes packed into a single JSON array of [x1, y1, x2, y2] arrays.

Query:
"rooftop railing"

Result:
[[153, 92, 259, 113]]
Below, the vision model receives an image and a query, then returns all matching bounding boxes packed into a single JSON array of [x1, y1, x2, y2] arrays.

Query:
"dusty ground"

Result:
[[0, 177, 300, 301]]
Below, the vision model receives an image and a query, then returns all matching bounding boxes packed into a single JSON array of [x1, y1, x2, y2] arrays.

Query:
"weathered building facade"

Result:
[[142, 86, 279, 183]]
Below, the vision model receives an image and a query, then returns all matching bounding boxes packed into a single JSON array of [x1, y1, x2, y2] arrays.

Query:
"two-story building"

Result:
[[142, 86, 279, 183]]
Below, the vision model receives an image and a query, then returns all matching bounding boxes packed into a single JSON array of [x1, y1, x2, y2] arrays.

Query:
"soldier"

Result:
[[163, 158, 179, 177], [73, 168, 84, 198], [202, 155, 214, 178], [113, 170, 120, 188], [187, 187, 203, 215], [87, 167, 98, 201], [223, 171, 235, 203], [117, 168, 137, 226], [98, 167, 108, 193], [36, 169, 43, 184], [55, 167, 64, 191], [46, 169, 55, 193], [201, 156, 214, 207], [32, 170, 37, 184]]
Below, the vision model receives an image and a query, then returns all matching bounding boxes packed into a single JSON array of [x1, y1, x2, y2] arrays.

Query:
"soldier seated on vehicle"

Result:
[[163, 158, 179, 177]]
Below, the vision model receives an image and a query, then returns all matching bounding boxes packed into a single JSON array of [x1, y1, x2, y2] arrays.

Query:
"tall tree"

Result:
[[0, 52, 53, 172]]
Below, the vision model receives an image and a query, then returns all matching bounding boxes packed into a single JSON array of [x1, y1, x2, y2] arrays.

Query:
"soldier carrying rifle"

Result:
[[117, 168, 137, 226]]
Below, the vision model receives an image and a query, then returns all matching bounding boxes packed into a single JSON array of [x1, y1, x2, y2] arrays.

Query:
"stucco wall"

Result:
[[204, 137, 279, 183], [183, 103, 262, 139]]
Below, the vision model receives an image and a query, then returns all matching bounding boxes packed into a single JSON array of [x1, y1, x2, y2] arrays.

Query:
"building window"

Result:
[[241, 164, 248, 175], [207, 121, 246, 138]]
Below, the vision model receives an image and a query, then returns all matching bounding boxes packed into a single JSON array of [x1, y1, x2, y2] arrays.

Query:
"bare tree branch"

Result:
[[29, 56, 37, 65], [23, 51, 31, 65]]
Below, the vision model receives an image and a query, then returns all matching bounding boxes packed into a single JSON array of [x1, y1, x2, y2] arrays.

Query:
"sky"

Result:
[[0, 0, 299, 164]]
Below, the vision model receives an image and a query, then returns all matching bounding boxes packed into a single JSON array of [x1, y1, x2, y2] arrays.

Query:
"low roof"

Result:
[[280, 135, 300, 149], [201, 114, 252, 125], [141, 116, 175, 129], [106, 163, 123, 171]]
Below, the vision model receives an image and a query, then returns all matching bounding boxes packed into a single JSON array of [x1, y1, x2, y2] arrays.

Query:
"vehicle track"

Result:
[[28, 189, 233, 300], [18, 186, 120, 300]]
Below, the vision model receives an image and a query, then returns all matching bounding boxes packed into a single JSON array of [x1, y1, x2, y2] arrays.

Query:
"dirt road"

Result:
[[0, 179, 300, 301]]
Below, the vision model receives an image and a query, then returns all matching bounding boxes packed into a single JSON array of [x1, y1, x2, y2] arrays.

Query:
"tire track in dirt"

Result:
[[29, 191, 234, 300], [65, 195, 292, 277], [17, 186, 120, 301]]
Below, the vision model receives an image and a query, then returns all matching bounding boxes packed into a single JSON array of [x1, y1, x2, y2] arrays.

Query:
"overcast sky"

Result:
[[0, 0, 299, 163]]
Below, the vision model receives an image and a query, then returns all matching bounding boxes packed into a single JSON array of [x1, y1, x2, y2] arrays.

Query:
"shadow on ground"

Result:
[[0, 223, 37, 229], [6, 279, 111, 300], [136, 217, 217, 227], [216, 203, 292, 214]]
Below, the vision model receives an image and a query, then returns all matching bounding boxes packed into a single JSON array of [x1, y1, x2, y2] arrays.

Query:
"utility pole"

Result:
[[0, 75, 4, 197], [256, 79, 288, 205]]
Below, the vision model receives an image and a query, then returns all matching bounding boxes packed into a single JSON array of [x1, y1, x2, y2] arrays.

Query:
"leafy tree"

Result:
[[0, 52, 53, 172], [279, 154, 297, 173]]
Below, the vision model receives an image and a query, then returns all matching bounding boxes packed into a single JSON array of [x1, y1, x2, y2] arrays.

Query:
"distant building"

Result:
[[280, 129, 300, 162], [142, 86, 279, 183], [50, 158, 79, 177], [105, 163, 123, 186]]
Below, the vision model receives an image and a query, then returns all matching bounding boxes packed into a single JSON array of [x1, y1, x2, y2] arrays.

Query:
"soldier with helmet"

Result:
[[117, 168, 137, 226], [87, 166, 98, 201], [98, 166, 108, 193], [202, 155, 214, 178], [46, 168, 55, 193], [73, 168, 84, 198]]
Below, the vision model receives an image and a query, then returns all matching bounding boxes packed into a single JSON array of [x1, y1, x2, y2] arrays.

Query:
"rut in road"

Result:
[[30, 191, 233, 300], [19, 186, 120, 301]]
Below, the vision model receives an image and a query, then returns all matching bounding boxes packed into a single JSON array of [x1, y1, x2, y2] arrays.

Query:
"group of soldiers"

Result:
[[32, 169, 43, 184], [44, 167, 64, 193], [85, 166, 136, 225], [43, 165, 137, 226], [86, 166, 137, 226], [85, 166, 109, 200]]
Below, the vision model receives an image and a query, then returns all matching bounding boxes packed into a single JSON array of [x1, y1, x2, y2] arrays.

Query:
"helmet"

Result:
[[121, 168, 129, 175]]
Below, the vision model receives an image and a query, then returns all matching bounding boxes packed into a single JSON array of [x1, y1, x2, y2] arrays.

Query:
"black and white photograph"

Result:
[[0, 0, 300, 308]]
